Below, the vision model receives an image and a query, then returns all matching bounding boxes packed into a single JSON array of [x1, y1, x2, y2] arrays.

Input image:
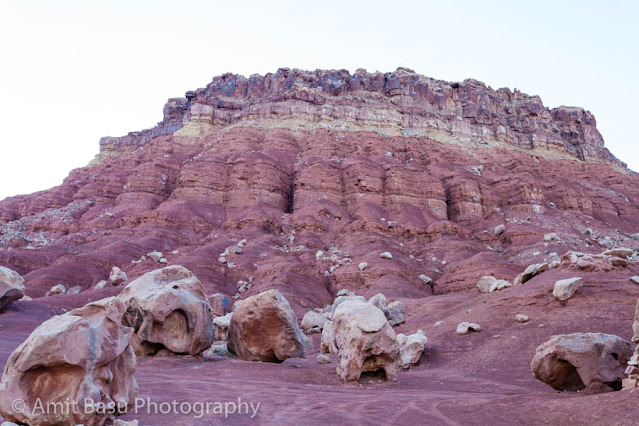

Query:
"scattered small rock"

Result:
[[397, 330, 427, 369], [553, 277, 583, 301], [109, 266, 127, 286], [456, 322, 481, 335], [358, 262, 368, 271], [494, 224, 506, 235], [45, 283, 66, 297], [316, 354, 331, 364], [515, 314, 529, 323], [380, 252, 393, 260], [147, 251, 164, 262]]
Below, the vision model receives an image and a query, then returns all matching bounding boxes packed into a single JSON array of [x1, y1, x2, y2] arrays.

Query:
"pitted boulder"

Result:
[[117, 265, 214, 356], [531, 332, 632, 394], [227, 289, 306, 362], [0, 297, 138, 426], [332, 299, 400, 382], [0, 266, 24, 310]]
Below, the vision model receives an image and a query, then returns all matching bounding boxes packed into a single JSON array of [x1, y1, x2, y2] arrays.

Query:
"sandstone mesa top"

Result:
[[98, 67, 624, 168]]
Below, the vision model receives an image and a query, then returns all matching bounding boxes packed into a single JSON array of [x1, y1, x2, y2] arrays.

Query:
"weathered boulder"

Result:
[[456, 322, 481, 335], [332, 299, 400, 382], [367, 293, 390, 318], [494, 224, 506, 235], [109, 266, 128, 286], [387, 300, 406, 326], [476, 276, 497, 293], [380, 251, 393, 259], [213, 313, 232, 340], [317, 354, 331, 364], [203, 344, 229, 359], [227, 289, 306, 362], [146, 251, 163, 262], [94, 280, 109, 290], [476, 276, 512, 293], [301, 310, 328, 334], [397, 330, 427, 369], [602, 248, 633, 258], [0, 266, 24, 310], [531, 333, 632, 394], [208, 293, 231, 317], [553, 277, 583, 301], [517, 262, 549, 284], [67, 285, 82, 295], [332, 295, 366, 313], [321, 320, 338, 354], [117, 265, 214, 356], [515, 314, 530, 323], [45, 283, 66, 297], [630, 276, 639, 286], [0, 297, 138, 426]]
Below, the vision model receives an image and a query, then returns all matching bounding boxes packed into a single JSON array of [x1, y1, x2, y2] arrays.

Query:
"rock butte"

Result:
[[1, 67, 639, 424]]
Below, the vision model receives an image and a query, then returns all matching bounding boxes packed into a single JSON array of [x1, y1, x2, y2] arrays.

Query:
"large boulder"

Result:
[[0, 297, 138, 426], [227, 289, 306, 362], [0, 266, 24, 310], [332, 299, 400, 382], [117, 266, 214, 356], [531, 333, 632, 394]]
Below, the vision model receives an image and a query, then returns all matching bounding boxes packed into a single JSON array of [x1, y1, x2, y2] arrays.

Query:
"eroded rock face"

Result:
[[227, 289, 306, 362], [0, 297, 138, 426], [332, 299, 400, 382], [0, 266, 24, 310], [117, 265, 214, 356], [531, 333, 632, 394]]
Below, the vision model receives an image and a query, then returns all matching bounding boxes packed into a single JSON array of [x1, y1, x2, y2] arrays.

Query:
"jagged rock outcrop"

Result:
[[0, 297, 138, 426], [117, 266, 214, 356]]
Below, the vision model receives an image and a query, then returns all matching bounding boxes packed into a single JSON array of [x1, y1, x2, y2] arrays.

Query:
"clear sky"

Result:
[[0, 0, 637, 200]]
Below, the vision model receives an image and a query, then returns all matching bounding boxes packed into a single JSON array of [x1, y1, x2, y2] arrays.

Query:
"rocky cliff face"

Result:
[[97, 67, 625, 168], [0, 68, 637, 304]]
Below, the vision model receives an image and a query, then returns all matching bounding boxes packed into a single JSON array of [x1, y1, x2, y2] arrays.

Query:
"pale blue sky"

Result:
[[0, 0, 637, 200]]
